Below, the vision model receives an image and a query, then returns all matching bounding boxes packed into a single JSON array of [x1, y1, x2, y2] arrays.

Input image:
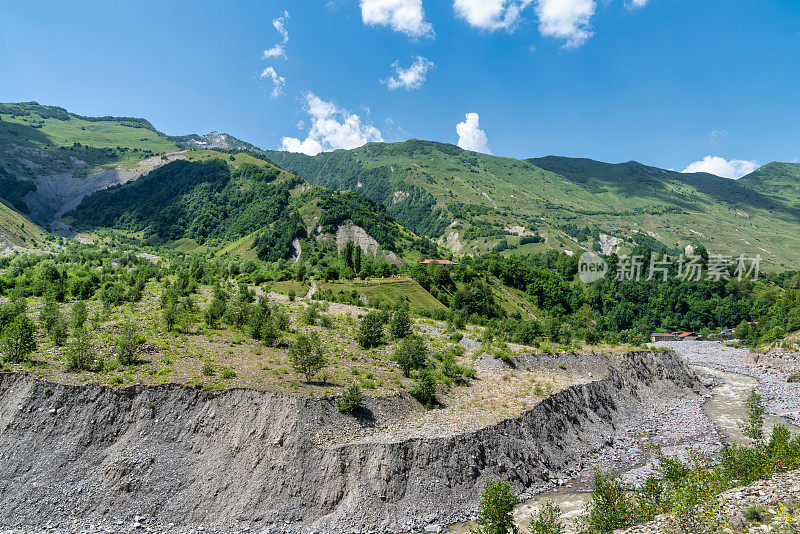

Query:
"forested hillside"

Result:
[[266, 142, 800, 268], [67, 152, 414, 263]]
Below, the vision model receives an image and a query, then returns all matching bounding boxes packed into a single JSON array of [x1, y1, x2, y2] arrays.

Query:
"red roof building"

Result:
[[420, 259, 459, 265]]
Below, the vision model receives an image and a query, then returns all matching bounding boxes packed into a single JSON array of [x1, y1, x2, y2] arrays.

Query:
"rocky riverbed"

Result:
[[654, 341, 800, 425], [454, 342, 800, 533]]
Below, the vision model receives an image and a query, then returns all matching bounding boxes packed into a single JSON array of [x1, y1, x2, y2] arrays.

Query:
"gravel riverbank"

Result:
[[654, 341, 800, 425]]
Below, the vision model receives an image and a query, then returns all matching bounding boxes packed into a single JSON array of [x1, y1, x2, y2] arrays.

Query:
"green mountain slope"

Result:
[[0, 201, 47, 250], [738, 162, 800, 201], [265, 142, 800, 268], [0, 102, 257, 228], [4, 102, 800, 268], [67, 151, 419, 262], [0, 102, 183, 227]]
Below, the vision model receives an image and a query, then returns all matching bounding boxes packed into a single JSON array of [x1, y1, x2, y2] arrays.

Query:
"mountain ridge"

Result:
[[3, 102, 800, 266]]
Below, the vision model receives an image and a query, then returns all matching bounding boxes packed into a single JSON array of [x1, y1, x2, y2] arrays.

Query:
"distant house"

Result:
[[677, 332, 703, 341], [420, 259, 459, 266], [651, 333, 676, 342], [717, 329, 735, 340]]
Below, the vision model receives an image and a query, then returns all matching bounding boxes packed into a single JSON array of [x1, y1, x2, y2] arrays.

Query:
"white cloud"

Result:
[[682, 156, 759, 179], [382, 56, 435, 90], [453, 0, 532, 31], [360, 0, 434, 38], [264, 11, 290, 59], [281, 93, 384, 156], [456, 113, 491, 154], [260, 67, 286, 98], [709, 129, 728, 144], [628, 0, 649, 6], [535, 0, 596, 48]]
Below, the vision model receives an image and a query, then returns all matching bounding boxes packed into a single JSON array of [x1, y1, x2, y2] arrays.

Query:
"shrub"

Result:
[[529, 501, 565, 534], [116, 321, 144, 365], [49, 316, 68, 346], [2, 314, 36, 363], [357, 311, 385, 348], [65, 329, 97, 372], [272, 305, 290, 331], [70, 301, 88, 331], [658, 451, 724, 533], [410, 367, 438, 407], [249, 296, 272, 340], [577, 471, 637, 533], [290, 331, 327, 383], [470, 478, 518, 534], [261, 316, 280, 347], [743, 505, 766, 523], [39, 297, 60, 334], [221, 366, 237, 379], [439, 349, 472, 385], [163, 304, 178, 331], [740, 388, 765, 443], [393, 336, 428, 377], [202, 360, 215, 376], [0, 298, 27, 332], [302, 303, 320, 325], [338, 383, 363, 413], [515, 320, 543, 346], [223, 296, 251, 329], [204, 287, 228, 328], [388, 301, 412, 339]]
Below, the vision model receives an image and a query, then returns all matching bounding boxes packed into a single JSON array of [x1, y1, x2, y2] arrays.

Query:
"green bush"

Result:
[[2, 314, 36, 363], [338, 383, 363, 413], [65, 329, 98, 372], [469, 478, 518, 534], [39, 297, 60, 334], [290, 331, 327, 383], [393, 336, 428, 377], [388, 301, 412, 339], [221, 366, 237, 379], [577, 471, 639, 533], [49, 316, 68, 346], [301, 302, 321, 325], [529, 501, 565, 534], [410, 367, 438, 407], [204, 286, 228, 328], [740, 388, 765, 442], [70, 301, 88, 331], [357, 311, 385, 348], [116, 321, 144, 365]]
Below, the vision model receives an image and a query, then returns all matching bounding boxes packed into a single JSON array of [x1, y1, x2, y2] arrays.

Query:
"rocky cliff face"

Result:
[[23, 155, 180, 229], [0, 351, 699, 533], [335, 220, 401, 265]]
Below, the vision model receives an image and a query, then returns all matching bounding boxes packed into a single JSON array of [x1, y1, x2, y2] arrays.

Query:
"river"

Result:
[[447, 345, 800, 533]]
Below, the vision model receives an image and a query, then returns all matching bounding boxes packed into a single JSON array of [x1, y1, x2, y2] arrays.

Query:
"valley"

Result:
[[2, 101, 800, 533]]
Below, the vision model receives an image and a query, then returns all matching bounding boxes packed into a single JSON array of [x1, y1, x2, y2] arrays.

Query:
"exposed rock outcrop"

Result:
[[335, 220, 401, 264], [23, 155, 183, 228]]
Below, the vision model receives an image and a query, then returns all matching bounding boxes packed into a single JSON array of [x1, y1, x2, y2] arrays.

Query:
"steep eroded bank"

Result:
[[0, 350, 700, 533]]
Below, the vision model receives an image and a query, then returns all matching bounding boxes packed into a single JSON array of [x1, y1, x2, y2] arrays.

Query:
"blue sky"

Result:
[[1, 0, 799, 177]]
